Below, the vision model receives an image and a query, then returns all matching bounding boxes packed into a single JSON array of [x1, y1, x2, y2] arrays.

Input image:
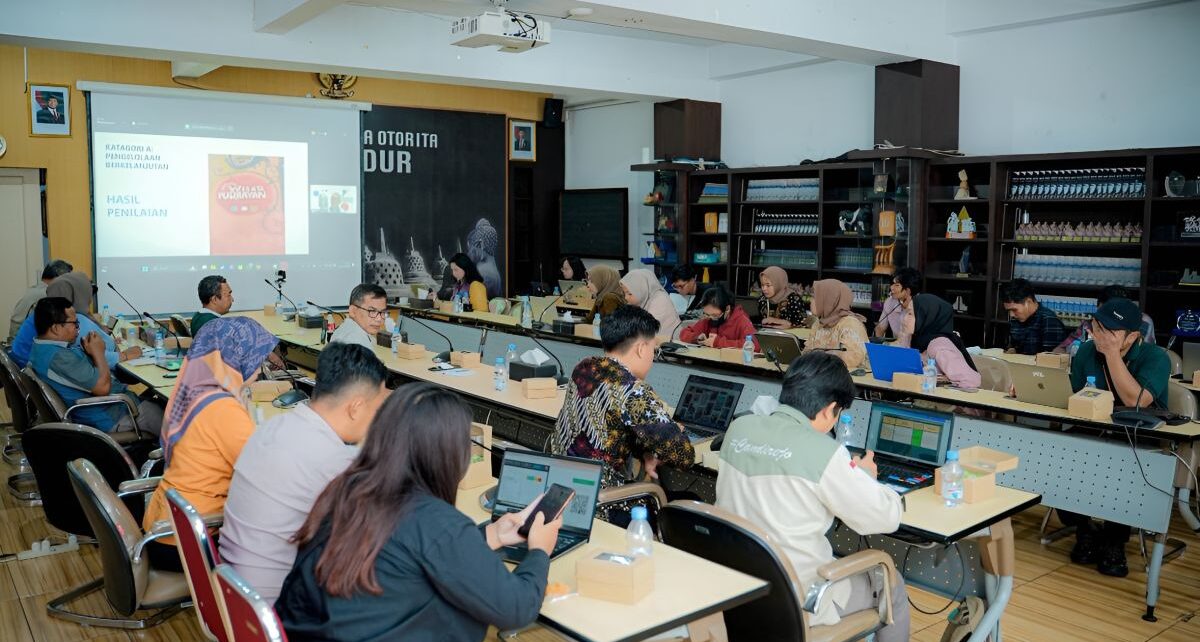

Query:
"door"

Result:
[[0, 169, 45, 338]]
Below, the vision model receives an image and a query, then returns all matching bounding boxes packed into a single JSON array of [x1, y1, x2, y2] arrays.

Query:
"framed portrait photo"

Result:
[[509, 119, 535, 162], [29, 83, 71, 137]]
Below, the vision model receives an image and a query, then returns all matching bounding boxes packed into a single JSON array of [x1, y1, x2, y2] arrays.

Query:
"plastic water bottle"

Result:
[[941, 450, 963, 508], [1085, 376, 1097, 389], [100, 304, 110, 327], [922, 358, 938, 393], [626, 505, 654, 557], [553, 286, 561, 296], [742, 335, 755, 365], [1068, 339, 1082, 367], [453, 294, 464, 314], [154, 329, 165, 365], [274, 300, 283, 317], [493, 358, 507, 391], [838, 413, 855, 449], [391, 330, 401, 356], [505, 343, 518, 378], [520, 296, 533, 329]]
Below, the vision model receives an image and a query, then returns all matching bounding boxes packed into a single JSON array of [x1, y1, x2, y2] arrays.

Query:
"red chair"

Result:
[[215, 564, 289, 642], [165, 488, 229, 642]]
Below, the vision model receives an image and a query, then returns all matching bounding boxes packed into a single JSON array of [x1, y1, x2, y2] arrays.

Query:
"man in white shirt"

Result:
[[716, 352, 909, 641], [220, 342, 389, 600], [9, 259, 72, 340], [329, 283, 387, 350]]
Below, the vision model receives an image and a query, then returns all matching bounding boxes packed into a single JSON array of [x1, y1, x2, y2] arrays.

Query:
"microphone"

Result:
[[395, 309, 455, 362], [658, 318, 691, 356], [478, 326, 489, 355], [536, 293, 567, 329], [306, 300, 347, 320], [264, 279, 301, 319], [143, 312, 184, 357], [106, 282, 148, 323]]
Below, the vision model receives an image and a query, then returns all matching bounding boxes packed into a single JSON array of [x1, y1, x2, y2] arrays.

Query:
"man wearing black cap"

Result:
[[1061, 297, 1170, 577]]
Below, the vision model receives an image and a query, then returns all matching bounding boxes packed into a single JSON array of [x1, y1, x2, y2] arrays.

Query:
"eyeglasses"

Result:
[[352, 304, 387, 319], [703, 311, 725, 321], [58, 320, 80, 327]]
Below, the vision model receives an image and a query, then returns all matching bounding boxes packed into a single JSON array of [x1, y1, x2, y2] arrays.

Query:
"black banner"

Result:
[[362, 106, 506, 299]]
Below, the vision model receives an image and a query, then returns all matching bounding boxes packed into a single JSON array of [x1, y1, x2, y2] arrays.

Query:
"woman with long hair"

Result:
[[560, 256, 587, 282], [277, 383, 562, 641], [434, 252, 489, 312]]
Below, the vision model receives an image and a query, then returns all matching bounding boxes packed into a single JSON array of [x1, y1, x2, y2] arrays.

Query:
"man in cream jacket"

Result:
[[716, 352, 909, 641]]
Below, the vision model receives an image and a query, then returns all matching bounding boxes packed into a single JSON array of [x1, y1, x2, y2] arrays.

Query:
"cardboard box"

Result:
[[164, 337, 192, 351], [263, 304, 277, 316], [1067, 387, 1114, 421], [933, 446, 1019, 503], [719, 348, 744, 364], [576, 550, 654, 605], [891, 372, 926, 394], [1035, 352, 1071, 369], [395, 343, 426, 360], [450, 351, 481, 368], [459, 422, 494, 489], [522, 377, 558, 399], [437, 301, 456, 314], [574, 323, 599, 339], [1193, 370, 1199, 385], [249, 380, 292, 402]]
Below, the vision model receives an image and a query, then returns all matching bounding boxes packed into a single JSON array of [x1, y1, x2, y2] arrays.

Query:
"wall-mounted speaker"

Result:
[[542, 98, 564, 128]]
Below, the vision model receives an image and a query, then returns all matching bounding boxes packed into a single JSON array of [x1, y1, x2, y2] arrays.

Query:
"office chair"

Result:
[[214, 565, 289, 642], [1140, 381, 1200, 564], [22, 365, 156, 462], [1, 349, 40, 503], [166, 488, 229, 642], [1164, 349, 1182, 377], [659, 500, 897, 642], [56, 458, 188, 629]]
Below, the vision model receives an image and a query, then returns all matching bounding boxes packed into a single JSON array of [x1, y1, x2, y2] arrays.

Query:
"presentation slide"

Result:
[[89, 87, 364, 315]]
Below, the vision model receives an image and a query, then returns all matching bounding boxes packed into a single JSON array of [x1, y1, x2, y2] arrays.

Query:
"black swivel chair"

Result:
[[1, 349, 40, 503], [659, 500, 898, 642]]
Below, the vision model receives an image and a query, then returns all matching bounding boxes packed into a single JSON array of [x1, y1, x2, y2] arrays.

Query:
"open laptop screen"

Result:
[[493, 450, 601, 535], [673, 375, 744, 432], [866, 402, 954, 467]]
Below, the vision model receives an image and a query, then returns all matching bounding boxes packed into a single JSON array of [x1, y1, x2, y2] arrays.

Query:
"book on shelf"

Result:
[[745, 177, 819, 202], [697, 183, 729, 204]]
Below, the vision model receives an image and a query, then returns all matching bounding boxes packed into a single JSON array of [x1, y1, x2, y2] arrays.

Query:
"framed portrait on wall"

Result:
[[509, 119, 535, 162], [29, 83, 71, 137]]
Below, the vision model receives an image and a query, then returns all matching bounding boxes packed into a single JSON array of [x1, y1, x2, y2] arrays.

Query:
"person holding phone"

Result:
[[277, 383, 563, 642]]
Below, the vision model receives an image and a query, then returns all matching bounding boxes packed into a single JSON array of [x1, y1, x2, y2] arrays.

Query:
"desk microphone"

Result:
[[394, 308, 454, 362], [478, 326, 489, 355], [305, 301, 347, 320], [264, 279, 301, 317], [106, 282, 149, 326], [536, 293, 566, 329], [142, 312, 185, 356]]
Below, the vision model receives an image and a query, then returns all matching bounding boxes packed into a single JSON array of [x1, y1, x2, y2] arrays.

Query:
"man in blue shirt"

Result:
[[10, 277, 140, 369], [28, 297, 161, 435], [1002, 279, 1067, 355]]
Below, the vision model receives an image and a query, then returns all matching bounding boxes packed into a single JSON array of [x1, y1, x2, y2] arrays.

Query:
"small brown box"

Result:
[[574, 323, 598, 339], [522, 377, 558, 399], [1068, 387, 1115, 421], [459, 422, 494, 489], [933, 446, 1019, 503], [1192, 370, 1199, 385], [450, 351, 481, 368], [1035, 352, 1070, 369], [576, 550, 654, 605], [719, 348, 743, 364], [249, 380, 292, 402], [263, 304, 277, 316], [891, 372, 925, 394], [395, 343, 426, 360], [437, 301, 456, 314]]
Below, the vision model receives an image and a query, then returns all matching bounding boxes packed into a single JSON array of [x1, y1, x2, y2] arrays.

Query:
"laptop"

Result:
[[486, 449, 602, 563], [558, 279, 587, 302], [1181, 342, 1199, 383], [866, 402, 955, 495], [756, 330, 803, 367], [864, 342, 924, 382], [1008, 362, 1075, 409], [673, 375, 744, 443]]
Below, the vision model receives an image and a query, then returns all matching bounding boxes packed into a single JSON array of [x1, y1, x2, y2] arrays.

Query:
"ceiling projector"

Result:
[[451, 11, 550, 52]]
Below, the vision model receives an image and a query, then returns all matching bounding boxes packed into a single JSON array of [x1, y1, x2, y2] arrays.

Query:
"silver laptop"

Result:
[[558, 279, 586, 299], [673, 375, 744, 443], [755, 330, 803, 367], [1008, 362, 1075, 409], [1181, 342, 1199, 383], [486, 449, 602, 562]]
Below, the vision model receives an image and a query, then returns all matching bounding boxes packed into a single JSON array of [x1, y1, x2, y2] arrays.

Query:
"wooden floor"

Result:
[[2, 404, 1198, 641]]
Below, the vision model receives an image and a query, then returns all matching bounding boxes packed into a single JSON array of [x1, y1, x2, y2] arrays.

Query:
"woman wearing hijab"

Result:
[[433, 253, 488, 312], [910, 293, 980, 389], [757, 266, 807, 329], [583, 264, 625, 324], [141, 316, 279, 572], [620, 269, 680, 339], [802, 279, 869, 369]]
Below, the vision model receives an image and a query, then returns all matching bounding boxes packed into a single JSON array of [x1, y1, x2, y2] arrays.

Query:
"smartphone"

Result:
[[517, 483, 576, 538]]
